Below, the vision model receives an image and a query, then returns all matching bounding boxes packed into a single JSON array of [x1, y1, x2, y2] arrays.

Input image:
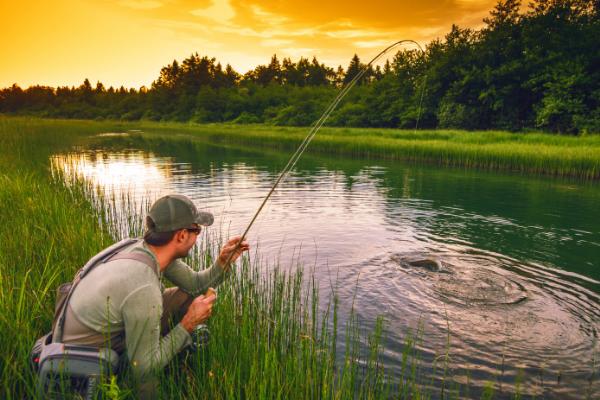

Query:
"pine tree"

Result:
[[484, 0, 521, 29], [343, 54, 363, 85], [335, 65, 345, 87]]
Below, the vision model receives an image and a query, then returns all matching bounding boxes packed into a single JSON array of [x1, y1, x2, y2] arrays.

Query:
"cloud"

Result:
[[250, 5, 289, 25], [455, 0, 491, 5], [414, 26, 447, 38], [152, 18, 212, 35], [191, 0, 235, 23], [326, 29, 381, 39], [103, 0, 502, 72], [229, 0, 496, 29]]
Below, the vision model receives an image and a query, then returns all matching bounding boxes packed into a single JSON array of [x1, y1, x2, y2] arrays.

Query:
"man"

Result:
[[61, 194, 249, 397]]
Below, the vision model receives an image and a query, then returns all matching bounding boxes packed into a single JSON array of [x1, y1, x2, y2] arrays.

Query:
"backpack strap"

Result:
[[78, 238, 139, 279], [53, 239, 156, 342], [105, 252, 157, 276]]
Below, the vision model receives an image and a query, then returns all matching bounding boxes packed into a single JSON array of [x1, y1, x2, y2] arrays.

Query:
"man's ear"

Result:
[[174, 229, 187, 244]]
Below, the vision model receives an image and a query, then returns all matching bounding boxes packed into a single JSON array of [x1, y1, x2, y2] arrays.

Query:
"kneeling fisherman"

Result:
[[58, 194, 248, 397]]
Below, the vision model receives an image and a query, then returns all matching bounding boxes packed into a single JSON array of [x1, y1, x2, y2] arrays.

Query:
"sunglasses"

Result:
[[185, 226, 202, 235]]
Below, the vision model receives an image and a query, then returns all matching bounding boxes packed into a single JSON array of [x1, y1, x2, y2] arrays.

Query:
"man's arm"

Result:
[[164, 236, 249, 296], [164, 259, 228, 296], [121, 284, 192, 379]]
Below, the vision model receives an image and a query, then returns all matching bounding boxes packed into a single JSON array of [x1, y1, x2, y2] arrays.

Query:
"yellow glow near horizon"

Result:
[[1, 0, 500, 89]]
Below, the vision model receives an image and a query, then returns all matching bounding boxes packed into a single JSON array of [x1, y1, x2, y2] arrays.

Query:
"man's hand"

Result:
[[218, 236, 250, 270], [181, 294, 216, 333]]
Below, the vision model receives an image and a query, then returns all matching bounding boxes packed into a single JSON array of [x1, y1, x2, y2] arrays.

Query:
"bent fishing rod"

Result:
[[222, 39, 426, 267]]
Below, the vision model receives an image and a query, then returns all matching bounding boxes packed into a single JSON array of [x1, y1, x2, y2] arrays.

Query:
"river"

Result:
[[52, 132, 600, 399]]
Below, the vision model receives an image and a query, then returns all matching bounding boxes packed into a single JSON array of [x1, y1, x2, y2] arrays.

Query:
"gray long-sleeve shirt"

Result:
[[64, 239, 227, 379]]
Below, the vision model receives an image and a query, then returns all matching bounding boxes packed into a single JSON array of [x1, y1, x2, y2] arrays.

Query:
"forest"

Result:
[[1, 0, 598, 134]]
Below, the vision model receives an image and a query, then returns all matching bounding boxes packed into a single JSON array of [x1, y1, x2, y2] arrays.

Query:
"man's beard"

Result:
[[175, 246, 193, 259]]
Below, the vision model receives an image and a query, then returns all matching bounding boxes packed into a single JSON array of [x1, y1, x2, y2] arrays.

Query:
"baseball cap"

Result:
[[147, 194, 214, 232]]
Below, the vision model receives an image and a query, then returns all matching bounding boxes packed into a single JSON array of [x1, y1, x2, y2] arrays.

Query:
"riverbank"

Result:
[[4, 116, 600, 180], [115, 119, 600, 180]]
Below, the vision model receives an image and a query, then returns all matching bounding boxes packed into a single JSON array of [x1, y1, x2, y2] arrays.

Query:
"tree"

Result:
[[307, 57, 334, 86], [3, 0, 597, 132], [343, 54, 363, 85], [154, 60, 180, 89], [223, 64, 240, 87], [484, 0, 521, 29], [95, 81, 105, 93]]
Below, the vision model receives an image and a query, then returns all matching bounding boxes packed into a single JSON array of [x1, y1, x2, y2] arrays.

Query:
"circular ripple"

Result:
[[434, 267, 528, 306], [389, 252, 529, 306]]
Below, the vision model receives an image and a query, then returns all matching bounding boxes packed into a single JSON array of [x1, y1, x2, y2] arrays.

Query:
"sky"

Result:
[[1, 0, 500, 89]]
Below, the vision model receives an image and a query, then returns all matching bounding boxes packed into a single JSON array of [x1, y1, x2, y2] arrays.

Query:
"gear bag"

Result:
[[30, 238, 155, 397]]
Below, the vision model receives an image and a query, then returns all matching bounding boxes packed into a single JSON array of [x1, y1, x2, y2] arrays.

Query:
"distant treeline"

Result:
[[1, 0, 598, 134]]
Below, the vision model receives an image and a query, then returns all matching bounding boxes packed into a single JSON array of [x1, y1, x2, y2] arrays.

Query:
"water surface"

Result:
[[52, 135, 600, 399]]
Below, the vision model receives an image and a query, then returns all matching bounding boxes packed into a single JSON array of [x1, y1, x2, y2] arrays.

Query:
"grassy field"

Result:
[[2, 115, 596, 399]]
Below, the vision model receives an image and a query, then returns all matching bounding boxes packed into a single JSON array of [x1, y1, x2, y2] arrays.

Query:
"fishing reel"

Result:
[[190, 324, 210, 351]]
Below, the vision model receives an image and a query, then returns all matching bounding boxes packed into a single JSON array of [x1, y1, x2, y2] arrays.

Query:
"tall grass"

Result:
[[0, 117, 120, 397]]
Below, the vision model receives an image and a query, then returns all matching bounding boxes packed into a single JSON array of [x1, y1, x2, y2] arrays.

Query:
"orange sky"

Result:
[[1, 0, 500, 89]]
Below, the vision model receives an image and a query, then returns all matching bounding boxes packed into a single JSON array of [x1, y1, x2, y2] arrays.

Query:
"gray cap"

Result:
[[148, 194, 214, 232]]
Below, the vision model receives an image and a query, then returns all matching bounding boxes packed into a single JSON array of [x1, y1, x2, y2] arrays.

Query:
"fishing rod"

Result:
[[221, 39, 426, 267]]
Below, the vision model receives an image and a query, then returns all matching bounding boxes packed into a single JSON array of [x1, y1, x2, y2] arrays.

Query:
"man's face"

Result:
[[175, 224, 201, 258]]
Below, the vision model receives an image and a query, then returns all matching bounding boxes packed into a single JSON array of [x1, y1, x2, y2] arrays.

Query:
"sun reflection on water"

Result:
[[51, 151, 171, 195]]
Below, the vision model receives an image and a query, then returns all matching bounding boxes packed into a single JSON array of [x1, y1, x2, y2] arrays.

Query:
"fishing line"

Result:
[[223, 39, 426, 265]]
